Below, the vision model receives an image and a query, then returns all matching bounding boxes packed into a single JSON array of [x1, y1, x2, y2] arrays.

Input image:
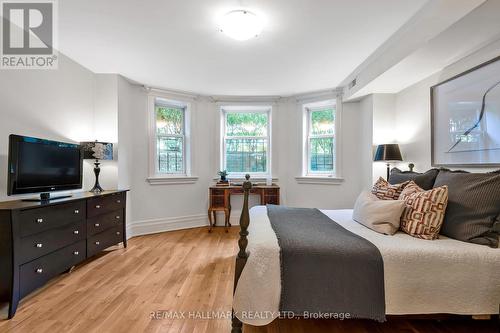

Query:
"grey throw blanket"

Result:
[[267, 205, 385, 321]]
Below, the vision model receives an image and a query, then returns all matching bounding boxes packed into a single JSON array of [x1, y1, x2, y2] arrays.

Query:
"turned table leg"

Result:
[[208, 209, 213, 233]]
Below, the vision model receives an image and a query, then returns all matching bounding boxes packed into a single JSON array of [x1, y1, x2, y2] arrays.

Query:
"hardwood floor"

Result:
[[0, 227, 497, 333]]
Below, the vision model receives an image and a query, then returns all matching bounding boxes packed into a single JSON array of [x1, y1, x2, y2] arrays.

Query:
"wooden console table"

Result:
[[208, 184, 280, 232]]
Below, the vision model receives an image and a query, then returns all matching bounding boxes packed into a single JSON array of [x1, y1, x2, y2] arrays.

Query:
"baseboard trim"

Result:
[[127, 214, 209, 238], [126, 211, 246, 239]]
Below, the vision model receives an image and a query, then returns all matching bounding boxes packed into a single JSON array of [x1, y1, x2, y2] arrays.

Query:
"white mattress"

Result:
[[233, 206, 500, 326]]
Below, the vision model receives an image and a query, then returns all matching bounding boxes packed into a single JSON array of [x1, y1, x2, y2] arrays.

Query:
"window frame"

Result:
[[302, 99, 341, 178], [220, 106, 272, 178], [155, 101, 186, 175], [306, 106, 335, 175], [148, 95, 193, 180]]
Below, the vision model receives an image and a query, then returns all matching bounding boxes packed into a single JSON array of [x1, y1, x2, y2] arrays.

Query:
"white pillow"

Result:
[[352, 191, 405, 235]]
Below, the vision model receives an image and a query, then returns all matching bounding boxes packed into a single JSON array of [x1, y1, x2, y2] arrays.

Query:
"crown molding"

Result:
[[292, 88, 343, 104]]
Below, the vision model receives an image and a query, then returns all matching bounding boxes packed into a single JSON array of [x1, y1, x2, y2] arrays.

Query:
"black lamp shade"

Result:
[[81, 141, 113, 160], [374, 144, 403, 162]]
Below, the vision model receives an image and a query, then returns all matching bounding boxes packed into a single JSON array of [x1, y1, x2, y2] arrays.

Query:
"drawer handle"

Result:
[[117, 200, 121, 204], [116, 231, 120, 235], [74, 209, 80, 214], [115, 215, 120, 220], [95, 223, 100, 227], [73, 251, 79, 256], [36, 268, 43, 274], [95, 241, 100, 245], [36, 243, 43, 248], [95, 205, 101, 209], [73, 230, 79, 235], [36, 218, 43, 223]]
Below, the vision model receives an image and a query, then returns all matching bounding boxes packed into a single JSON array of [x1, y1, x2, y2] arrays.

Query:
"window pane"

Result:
[[225, 138, 267, 173], [311, 108, 334, 135], [156, 106, 184, 135], [158, 136, 184, 173], [226, 112, 268, 136], [310, 137, 334, 172]]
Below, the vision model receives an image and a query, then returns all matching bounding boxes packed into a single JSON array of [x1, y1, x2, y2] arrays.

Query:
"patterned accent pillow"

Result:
[[399, 181, 449, 240], [371, 177, 409, 200]]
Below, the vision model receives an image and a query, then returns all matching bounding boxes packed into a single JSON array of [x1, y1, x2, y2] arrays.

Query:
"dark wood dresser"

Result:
[[0, 190, 128, 319]]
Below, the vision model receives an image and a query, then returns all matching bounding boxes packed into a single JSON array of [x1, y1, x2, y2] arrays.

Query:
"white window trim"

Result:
[[147, 94, 198, 185], [220, 105, 272, 178], [297, 98, 343, 185]]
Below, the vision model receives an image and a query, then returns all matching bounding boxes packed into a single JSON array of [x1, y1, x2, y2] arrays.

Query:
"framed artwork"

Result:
[[431, 56, 500, 167]]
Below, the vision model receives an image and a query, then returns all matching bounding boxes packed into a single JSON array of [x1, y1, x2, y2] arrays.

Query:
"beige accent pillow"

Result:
[[353, 191, 406, 235], [371, 177, 409, 200], [399, 181, 449, 240]]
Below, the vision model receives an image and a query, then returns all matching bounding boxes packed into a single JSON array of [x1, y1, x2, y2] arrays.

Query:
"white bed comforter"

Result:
[[233, 206, 500, 326]]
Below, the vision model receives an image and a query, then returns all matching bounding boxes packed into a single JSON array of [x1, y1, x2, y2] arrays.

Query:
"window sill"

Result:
[[295, 176, 344, 185], [147, 176, 199, 185], [212, 176, 278, 184]]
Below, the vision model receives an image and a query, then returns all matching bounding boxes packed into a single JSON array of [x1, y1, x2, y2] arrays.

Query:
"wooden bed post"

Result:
[[231, 174, 252, 333]]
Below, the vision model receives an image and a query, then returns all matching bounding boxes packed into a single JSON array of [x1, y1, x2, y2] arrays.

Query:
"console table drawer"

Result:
[[19, 220, 86, 264], [87, 209, 124, 236], [19, 240, 86, 298], [87, 225, 123, 258], [87, 193, 125, 218], [19, 201, 85, 237]]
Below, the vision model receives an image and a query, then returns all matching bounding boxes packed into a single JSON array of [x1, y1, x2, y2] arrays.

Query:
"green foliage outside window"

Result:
[[225, 112, 268, 173], [156, 106, 183, 135], [156, 106, 184, 173], [226, 112, 268, 136], [310, 108, 335, 172]]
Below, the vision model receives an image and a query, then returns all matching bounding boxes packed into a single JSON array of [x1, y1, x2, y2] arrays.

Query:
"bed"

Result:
[[230, 178, 500, 332]]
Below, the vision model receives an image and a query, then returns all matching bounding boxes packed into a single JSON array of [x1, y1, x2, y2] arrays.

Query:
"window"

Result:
[[151, 97, 190, 176], [304, 101, 337, 176], [221, 107, 271, 176]]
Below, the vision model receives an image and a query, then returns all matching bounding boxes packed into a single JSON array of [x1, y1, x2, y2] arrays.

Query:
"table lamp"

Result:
[[374, 144, 403, 180], [81, 141, 113, 193]]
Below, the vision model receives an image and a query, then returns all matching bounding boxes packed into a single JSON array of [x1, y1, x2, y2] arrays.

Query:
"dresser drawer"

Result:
[[87, 192, 125, 218], [87, 225, 123, 258], [19, 201, 85, 237], [87, 209, 124, 236], [19, 220, 86, 264], [19, 240, 86, 298]]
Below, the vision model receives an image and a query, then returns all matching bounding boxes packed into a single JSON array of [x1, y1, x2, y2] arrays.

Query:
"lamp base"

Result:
[[89, 185, 104, 193], [90, 160, 104, 193]]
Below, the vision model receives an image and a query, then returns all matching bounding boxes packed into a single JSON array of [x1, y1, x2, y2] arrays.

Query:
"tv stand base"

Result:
[[22, 193, 73, 202]]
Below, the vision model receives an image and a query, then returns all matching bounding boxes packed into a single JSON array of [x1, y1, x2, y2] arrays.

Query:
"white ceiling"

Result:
[[58, 0, 427, 96], [345, 0, 500, 99]]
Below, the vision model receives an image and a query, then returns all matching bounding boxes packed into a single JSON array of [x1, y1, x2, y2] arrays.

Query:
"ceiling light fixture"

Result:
[[219, 10, 263, 41]]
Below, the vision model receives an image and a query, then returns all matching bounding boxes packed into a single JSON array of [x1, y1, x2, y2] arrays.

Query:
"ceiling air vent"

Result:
[[348, 78, 357, 89]]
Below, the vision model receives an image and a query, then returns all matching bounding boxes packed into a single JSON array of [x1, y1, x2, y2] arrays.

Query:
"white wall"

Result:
[[0, 54, 96, 201], [116, 85, 372, 237], [2, 61, 374, 237], [282, 100, 370, 209], [372, 94, 398, 181], [5, 38, 499, 238], [117, 85, 216, 235], [359, 96, 374, 190], [395, 39, 500, 172], [356, 93, 410, 184], [92, 74, 119, 190]]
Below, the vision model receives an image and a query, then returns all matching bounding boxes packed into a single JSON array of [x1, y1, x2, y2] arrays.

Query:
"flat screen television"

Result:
[[8, 135, 83, 200]]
